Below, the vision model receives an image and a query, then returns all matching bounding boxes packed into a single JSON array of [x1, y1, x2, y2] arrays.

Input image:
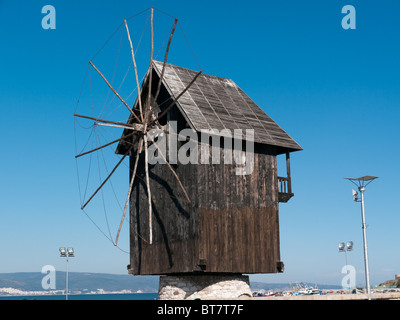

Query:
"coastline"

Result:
[[0, 292, 158, 300]]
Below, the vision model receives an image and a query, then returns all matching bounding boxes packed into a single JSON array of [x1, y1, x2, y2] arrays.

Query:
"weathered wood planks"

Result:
[[124, 61, 300, 276]]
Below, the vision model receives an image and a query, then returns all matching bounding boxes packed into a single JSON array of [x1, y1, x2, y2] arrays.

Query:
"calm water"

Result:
[[0, 293, 158, 300]]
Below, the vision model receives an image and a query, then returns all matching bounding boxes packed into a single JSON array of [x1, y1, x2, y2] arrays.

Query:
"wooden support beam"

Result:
[[75, 131, 136, 159], [146, 134, 191, 203], [74, 113, 132, 128], [74, 113, 145, 131], [286, 151, 291, 194], [150, 70, 202, 126], [145, 7, 154, 123], [81, 153, 128, 210], [89, 61, 141, 123], [143, 134, 153, 244], [115, 138, 143, 246], [94, 121, 144, 131], [154, 18, 178, 103], [124, 19, 144, 122]]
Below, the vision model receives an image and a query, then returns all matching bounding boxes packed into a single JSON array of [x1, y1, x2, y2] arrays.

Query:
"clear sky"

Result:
[[1, 0, 399, 288]]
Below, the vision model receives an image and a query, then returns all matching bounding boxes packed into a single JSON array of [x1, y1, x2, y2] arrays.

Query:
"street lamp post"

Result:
[[59, 247, 75, 300], [345, 175, 378, 300]]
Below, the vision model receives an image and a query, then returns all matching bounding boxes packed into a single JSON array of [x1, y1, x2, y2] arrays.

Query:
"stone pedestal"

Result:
[[158, 274, 252, 300]]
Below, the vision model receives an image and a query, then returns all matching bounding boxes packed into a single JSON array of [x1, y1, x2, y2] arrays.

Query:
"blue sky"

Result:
[[1, 0, 399, 288]]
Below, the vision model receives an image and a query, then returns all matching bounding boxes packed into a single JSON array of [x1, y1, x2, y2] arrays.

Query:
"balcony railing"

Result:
[[278, 176, 293, 203]]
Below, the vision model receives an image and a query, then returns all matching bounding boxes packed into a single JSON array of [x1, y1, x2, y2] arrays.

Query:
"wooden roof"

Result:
[[152, 60, 302, 152]]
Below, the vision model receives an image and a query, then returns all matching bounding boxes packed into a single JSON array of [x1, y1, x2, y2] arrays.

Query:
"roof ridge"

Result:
[[150, 60, 302, 152], [153, 60, 233, 83]]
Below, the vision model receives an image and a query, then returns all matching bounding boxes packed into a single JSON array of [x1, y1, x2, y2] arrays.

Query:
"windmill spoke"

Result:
[[124, 19, 144, 122], [150, 70, 202, 126], [144, 7, 154, 123], [75, 113, 145, 132], [74, 113, 133, 127], [154, 18, 178, 104], [89, 61, 141, 123], [143, 134, 153, 244], [79, 12, 198, 248], [81, 153, 128, 210], [115, 138, 143, 246], [75, 131, 136, 159], [94, 121, 144, 131], [147, 134, 191, 203]]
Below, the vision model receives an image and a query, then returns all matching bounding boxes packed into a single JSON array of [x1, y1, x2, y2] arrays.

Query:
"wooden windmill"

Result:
[[75, 8, 302, 277]]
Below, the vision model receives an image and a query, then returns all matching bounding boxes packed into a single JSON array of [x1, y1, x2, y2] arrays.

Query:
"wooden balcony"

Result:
[[278, 151, 294, 203], [278, 176, 293, 203]]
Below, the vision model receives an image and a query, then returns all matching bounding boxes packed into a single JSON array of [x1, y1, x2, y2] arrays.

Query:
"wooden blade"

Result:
[[89, 61, 141, 123], [74, 113, 145, 132], [74, 113, 133, 128], [143, 134, 153, 244], [124, 19, 144, 122], [144, 7, 154, 123], [75, 131, 136, 159], [81, 153, 128, 210], [94, 121, 144, 131], [154, 18, 178, 104], [114, 138, 143, 246], [146, 134, 191, 203], [150, 70, 202, 126]]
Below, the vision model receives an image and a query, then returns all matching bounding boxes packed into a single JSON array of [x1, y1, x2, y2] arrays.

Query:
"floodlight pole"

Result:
[[343, 248, 349, 266], [338, 242, 353, 267], [59, 247, 74, 301], [359, 186, 371, 300], [66, 256, 69, 301]]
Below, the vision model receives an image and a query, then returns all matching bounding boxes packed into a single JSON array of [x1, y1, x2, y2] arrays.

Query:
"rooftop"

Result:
[[152, 60, 302, 152]]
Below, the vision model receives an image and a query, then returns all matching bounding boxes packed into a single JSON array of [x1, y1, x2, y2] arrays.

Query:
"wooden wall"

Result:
[[199, 207, 279, 273], [128, 150, 200, 275], [127, 73, 282, 275], [197, 143, 280, 274], [128, 140, 282, 275]]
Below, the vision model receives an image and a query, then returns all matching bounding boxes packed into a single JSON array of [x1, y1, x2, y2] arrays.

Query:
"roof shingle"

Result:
[[153, 60, 302, 151]]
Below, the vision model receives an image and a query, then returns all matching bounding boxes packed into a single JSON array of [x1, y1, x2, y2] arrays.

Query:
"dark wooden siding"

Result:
[[197, 143, 280, 273], [127, 72, 283, 275], [128, 99, 201, 275], [128, 136, 282, 275], [129, 155, 200, 275], [199, 207, 279, 273]]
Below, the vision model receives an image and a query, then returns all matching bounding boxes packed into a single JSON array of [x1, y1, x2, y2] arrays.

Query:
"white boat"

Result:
[[296, 282, 320, 295]]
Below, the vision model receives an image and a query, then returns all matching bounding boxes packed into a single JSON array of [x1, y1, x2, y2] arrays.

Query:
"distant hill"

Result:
[[0, 272, 159, 293], [379, 278, 400, 288], [0, 272, 342, 293]]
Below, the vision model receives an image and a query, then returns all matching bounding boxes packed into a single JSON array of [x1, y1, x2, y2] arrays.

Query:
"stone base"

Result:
[[158, 274, 252, 300]]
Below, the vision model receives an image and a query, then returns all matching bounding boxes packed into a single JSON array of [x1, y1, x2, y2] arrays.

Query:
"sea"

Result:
[[0, 293, 158, 300]]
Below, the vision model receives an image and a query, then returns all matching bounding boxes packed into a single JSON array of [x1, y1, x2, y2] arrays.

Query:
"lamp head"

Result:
[[346, 241, 354, 251], [67, 247, 75, 257], [59, 247, 67, 257]]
